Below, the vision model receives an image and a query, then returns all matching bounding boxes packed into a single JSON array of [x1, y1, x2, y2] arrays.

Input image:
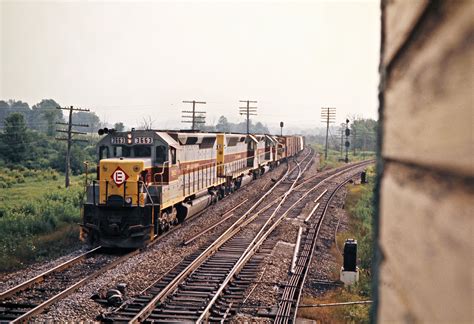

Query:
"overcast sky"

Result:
[[1, 0, 380, 131]]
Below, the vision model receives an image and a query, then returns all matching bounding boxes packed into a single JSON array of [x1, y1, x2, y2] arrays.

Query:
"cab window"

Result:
[[99, 146, 110, 160], [170, 147, 177, 164], [134, 146, 151, 157], [156, 145, 167, 163], [114, 146, 131, 157]]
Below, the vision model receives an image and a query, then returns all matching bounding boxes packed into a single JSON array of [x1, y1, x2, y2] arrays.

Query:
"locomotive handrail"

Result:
[[139, 181, 155, 206], [153, 160, 170, 184]]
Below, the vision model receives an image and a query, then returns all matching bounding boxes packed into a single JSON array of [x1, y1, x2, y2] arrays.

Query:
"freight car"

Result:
[[81, 129, 304, 248]]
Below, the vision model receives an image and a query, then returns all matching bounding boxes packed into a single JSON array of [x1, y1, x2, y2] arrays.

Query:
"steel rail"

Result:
[[8, 249, 140, 323], [276, 164, 371, 321], [183, 199, 248, 246], [274, 162, 373, 323], [102, 151, 309, 322], [127, 157, 297, 323], [0, 246, 102, 301], [196, 152, 315, 322], [233, 160, 372, 319], [128, 149, 313, 323]]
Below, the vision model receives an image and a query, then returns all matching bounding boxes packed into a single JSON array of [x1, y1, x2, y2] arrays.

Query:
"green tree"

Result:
[[31, 99, 63, 136], [114, 122, 125, 132], [0, 101, 10, 127], [350, 118, 378, 153], [2, 113, 29, 162], [72, 111, 100, 133], [216, 116, 230, 132], [253, 121, 270, 134]]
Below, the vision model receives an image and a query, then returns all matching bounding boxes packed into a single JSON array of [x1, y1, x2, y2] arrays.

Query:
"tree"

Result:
[[2, 113, 29, 162], [72, 111, 100, 133], [350, 118, 378, 153], [253, 121, 270, 134], [140, 116, 155, 130], [114, 122, 125, 132], [31, 99, 63, 136], [0, 101, 10, 128], [216, 116, 230, 132]]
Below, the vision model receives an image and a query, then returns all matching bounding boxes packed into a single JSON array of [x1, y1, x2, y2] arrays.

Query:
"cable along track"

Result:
[[101, 149, 314, 323]]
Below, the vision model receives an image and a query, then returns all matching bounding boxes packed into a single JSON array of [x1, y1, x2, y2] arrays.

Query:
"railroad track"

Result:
[[0, 150, 306, 323], [101, 149, 315, 323], [273, 160, 373, 323], [0, 247, 139, 323]]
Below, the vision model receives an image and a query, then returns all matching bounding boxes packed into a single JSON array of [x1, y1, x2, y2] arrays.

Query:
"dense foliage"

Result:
[[305, 118, 377, 153], [196, 115, 270, 133], [0, 113, 97, 173], [0, 169, 84, 271]]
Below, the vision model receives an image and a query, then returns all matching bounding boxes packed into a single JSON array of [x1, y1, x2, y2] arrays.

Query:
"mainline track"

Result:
[[0, 247, 139, 323], [274, 160, 373, 323], [0, 149, 304, 323], [101, 149, 314, 323]]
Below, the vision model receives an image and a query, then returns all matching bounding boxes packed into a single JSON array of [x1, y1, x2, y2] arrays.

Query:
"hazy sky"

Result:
[[1, 0, 380, 131]]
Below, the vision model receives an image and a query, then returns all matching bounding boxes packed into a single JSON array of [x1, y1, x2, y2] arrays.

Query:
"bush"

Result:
[[0, 186, 83, 271]]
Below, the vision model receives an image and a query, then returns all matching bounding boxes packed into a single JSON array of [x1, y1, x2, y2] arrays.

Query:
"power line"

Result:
[[239, 100, 257, 135], [321, 107, 336, 159], [56, 106, 90, 188], [182, 100, 206, 131]]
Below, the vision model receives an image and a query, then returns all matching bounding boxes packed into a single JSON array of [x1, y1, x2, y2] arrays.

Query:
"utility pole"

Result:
[[56, 106, 90, 188], [239, 100, 257, 135], [321, 107, 336, 159], [182, 100, 206, 130]]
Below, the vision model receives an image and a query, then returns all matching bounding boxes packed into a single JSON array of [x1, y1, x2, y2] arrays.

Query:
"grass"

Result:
[[297, 166, 375, 323], [0, 167, 86, 272], [310, 143, 375, 171]]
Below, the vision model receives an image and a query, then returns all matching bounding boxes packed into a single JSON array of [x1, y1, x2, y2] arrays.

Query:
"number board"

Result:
[[134, 137, 153, 144], [111, 137, 126, 144]]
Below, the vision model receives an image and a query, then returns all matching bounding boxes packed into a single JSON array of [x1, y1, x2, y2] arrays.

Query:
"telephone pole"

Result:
[[182, 100, 206, 130], [239, 100, 257, 135], [56, 106, 90, 188], [321, 107, 336, 159]]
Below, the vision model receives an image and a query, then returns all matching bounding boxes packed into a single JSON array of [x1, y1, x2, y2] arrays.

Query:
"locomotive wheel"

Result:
[[159, 211, 169, 234]]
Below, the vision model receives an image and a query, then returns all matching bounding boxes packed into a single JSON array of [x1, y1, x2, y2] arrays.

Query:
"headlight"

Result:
[[125, 197, 132, 204]]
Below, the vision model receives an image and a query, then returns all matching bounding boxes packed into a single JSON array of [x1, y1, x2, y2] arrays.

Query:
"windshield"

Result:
[[114, 146, 131, 157], [135, 146, 151, 157]]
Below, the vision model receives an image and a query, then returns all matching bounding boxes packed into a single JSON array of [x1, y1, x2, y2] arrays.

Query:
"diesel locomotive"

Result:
[[80, 129, 304, 248]]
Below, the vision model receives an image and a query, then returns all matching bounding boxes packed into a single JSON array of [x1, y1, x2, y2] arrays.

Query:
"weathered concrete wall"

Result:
[[378, 0, 473, 322]]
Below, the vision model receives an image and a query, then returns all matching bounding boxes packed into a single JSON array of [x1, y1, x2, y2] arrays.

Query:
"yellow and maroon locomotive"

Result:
[[81, 129, 304, 248]]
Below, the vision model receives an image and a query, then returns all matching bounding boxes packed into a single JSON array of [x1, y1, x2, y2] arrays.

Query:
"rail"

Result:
[[0, 247, 101, 301], [274, 160, 373, 323], [0, 247, 140, 323], [127, 149, 313, 323]]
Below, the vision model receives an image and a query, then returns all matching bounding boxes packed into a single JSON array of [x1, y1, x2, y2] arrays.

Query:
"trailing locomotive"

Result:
[[81, 129, 304, 248]]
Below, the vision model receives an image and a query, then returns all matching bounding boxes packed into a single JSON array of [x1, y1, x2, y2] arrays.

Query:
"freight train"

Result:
[[81, 129, 304, 248]]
